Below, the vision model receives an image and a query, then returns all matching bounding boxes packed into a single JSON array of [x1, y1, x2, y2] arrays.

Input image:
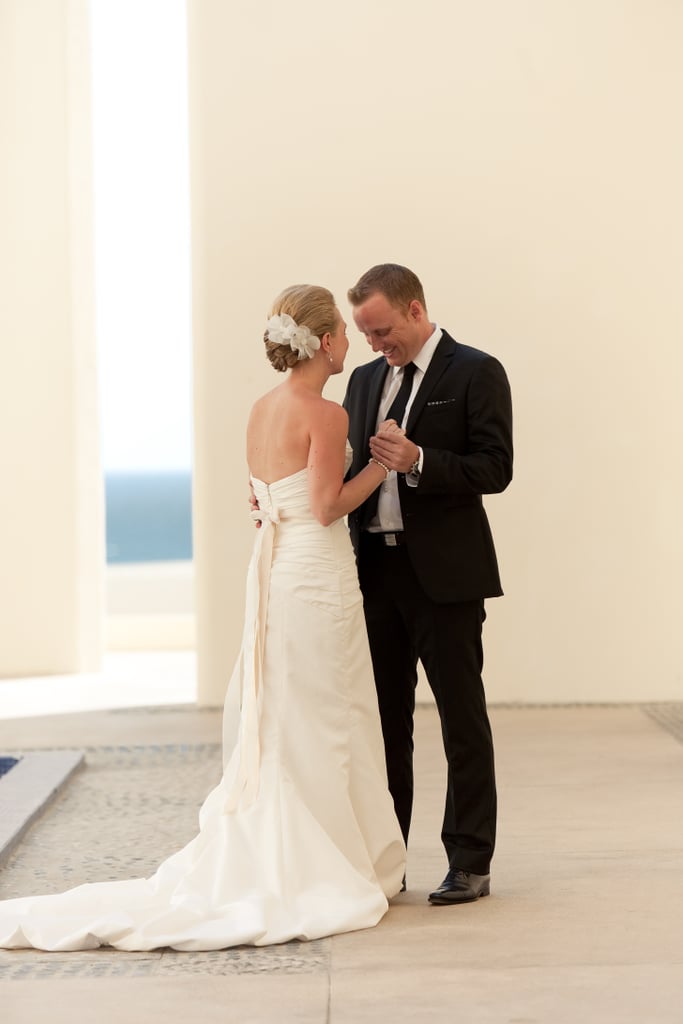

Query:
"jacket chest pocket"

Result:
[[414, 400, 465, 443]]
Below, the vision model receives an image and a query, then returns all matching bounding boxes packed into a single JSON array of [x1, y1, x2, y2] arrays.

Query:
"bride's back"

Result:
[[247, 382, 322, 484]]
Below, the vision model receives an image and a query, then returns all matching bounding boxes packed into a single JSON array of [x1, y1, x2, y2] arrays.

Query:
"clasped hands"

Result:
[[371, 419, 420, 474], [249, 419, 418, 528]]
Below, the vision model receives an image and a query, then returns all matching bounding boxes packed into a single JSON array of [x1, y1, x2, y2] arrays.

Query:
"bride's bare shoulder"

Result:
[[309, 396, 348, 428]]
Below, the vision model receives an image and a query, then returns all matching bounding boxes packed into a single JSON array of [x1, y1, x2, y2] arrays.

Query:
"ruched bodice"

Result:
[[250, 468, 309, 525]]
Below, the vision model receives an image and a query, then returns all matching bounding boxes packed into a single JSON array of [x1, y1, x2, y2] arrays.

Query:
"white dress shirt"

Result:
[[369, 325, 442, 532]]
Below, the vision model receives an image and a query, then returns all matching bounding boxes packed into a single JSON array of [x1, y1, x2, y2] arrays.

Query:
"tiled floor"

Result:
[[0, 692, 682, 1021], [0, 751, 84, 863]]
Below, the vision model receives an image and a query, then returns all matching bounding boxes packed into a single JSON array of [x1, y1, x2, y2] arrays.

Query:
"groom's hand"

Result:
[[370, 430, 420, 474], [249, 485, 262, 529]]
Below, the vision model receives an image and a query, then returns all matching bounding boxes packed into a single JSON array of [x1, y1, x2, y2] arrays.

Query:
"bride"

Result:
[[0, 284, 406, 951]]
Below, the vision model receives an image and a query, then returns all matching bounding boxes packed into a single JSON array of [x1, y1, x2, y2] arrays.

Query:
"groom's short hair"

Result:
[[348, 264, 427, 313]]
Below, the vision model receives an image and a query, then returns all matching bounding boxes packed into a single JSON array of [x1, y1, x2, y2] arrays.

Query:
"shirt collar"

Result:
[[390, 323, 443, 379]]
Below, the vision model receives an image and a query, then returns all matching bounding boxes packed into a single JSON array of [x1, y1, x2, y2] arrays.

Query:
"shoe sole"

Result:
[[428, 887, 490, 906]]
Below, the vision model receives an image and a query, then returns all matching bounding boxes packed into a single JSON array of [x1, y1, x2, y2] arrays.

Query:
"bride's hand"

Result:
[[377, 418, 405, 436]]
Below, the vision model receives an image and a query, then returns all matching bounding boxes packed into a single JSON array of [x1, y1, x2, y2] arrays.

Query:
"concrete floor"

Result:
[[0, 701, 682, 1022]]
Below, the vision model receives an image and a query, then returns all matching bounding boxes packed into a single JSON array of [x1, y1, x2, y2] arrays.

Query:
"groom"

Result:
[[343, 264, 513, 905]]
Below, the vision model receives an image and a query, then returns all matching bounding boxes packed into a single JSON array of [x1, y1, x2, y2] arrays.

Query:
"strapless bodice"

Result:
[[250, 469, 309, 526], [250, 442, 353, 527]]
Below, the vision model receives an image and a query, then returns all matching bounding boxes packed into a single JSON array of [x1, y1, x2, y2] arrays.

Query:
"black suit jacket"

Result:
[[343, 331, 513, 604]]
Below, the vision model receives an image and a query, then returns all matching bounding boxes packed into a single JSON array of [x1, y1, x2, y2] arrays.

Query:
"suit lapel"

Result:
[[405, 333, 457, 434], [364, 359, 391, 442]]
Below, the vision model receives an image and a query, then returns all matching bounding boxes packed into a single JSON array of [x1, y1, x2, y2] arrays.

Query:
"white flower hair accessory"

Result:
[[265, 313, 320, 360]]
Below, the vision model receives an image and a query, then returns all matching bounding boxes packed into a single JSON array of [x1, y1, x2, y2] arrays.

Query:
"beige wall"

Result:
[[189, 0, 683, 705], [3, 2, 678, 699], [0, 0, 103, 676]]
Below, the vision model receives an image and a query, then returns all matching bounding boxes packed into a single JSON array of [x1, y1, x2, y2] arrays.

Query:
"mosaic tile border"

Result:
[[0, 940, 330, 979], [0, 743, 329, 978]]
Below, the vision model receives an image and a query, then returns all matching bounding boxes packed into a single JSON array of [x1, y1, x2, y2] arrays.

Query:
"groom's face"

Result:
[[352, 292, 427, 367]]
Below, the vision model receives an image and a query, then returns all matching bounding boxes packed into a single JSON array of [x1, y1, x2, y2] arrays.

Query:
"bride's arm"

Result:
[[308, 403, 387, 527]]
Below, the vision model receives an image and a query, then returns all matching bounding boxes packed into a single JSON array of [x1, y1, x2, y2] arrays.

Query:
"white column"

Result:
[[0, 0, 103, 676], [187, 3, 267, 705]]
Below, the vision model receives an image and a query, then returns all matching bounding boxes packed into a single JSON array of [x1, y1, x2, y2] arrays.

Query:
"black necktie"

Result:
[[385, 362, 416, 426], [360, 362, 417, 530]]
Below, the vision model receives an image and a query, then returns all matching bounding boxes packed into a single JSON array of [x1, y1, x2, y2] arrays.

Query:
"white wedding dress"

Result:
[[0, 449, 406, 951]]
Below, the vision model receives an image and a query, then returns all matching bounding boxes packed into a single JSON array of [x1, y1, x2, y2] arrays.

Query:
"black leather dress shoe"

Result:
[[428, 869, 490, 905]]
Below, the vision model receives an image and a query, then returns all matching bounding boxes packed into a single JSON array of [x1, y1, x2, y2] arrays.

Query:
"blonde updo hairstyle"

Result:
[[265, 284, 338, 372]]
